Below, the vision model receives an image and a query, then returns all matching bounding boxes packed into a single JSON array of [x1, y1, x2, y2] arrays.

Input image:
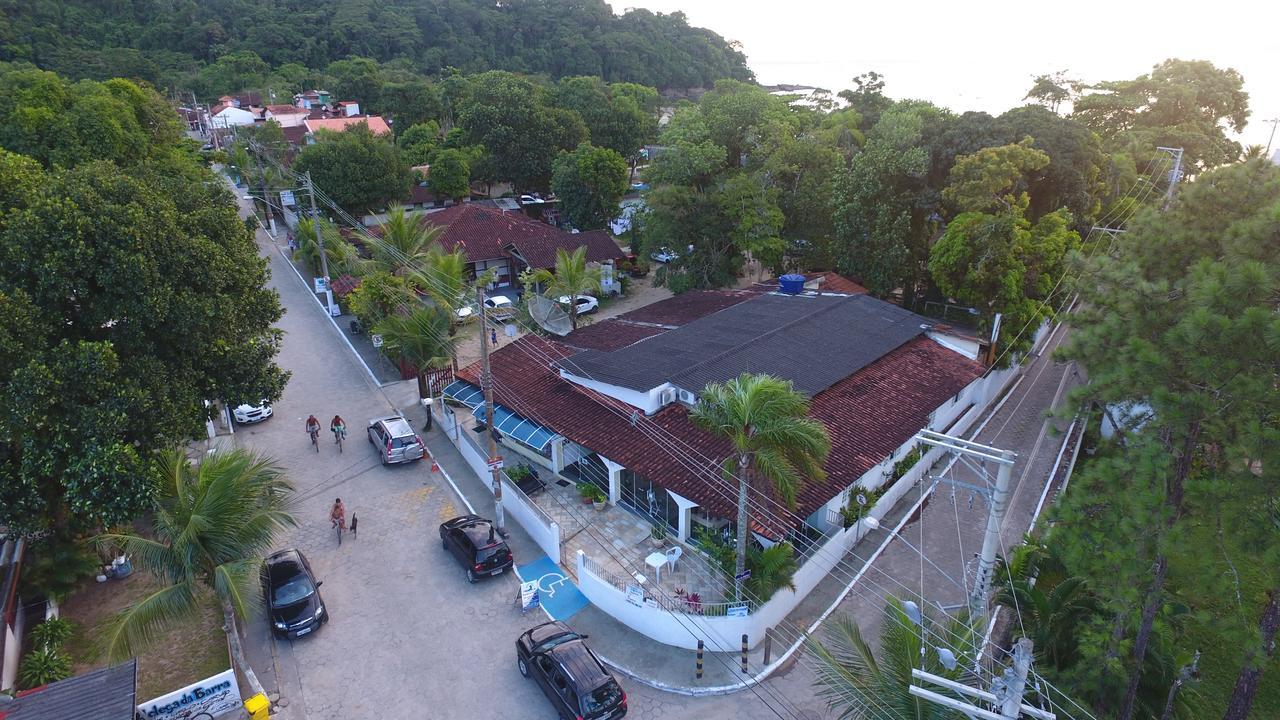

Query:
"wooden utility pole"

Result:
[[304, 171, 335, 316]]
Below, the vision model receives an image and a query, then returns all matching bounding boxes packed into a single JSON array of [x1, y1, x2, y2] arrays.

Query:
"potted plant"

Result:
[[576, 483, 597, 505], [649, 523, 666, 548], [588, 485, 607, 511]]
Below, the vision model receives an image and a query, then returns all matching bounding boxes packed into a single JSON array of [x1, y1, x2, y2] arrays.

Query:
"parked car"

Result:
[[557, 295, 599, 315], [455, 296, 515, 323], [516, 622, 627, 719], [439, 515, 514, 583], [261, 549, 327, 639], [519, 194, 545, 204], [233, 401, 273, 424], [649, 247, 678, 263], [367, 415, 425, 465]]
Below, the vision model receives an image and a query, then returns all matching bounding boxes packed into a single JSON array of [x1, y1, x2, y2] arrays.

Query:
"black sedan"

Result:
[[516, 622, 627, 719], [439, 515, 514, 583], [261, 549, 328, 639]]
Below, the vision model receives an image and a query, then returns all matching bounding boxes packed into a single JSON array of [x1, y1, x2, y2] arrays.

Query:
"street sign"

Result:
[[727, 603, 749, 617], [279, 190, 296, 207], [370, 334, 383, 348], [734, 569, 751, 581], [487, 456, 504, 470], [856, 493, 867, 506], [313, 277, 329, 293]]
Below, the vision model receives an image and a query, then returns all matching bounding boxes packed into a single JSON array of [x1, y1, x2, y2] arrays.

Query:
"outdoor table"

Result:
[[644, 550, 667, 584]]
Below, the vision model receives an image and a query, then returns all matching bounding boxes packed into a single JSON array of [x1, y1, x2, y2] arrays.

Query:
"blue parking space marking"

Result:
[[515, 556, 589, 621]]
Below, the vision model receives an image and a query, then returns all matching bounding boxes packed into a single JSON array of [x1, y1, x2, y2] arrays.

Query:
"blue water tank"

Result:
[[778, 274, 806, 295]]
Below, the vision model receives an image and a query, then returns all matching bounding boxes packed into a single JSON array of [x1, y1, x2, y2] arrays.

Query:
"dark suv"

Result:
[[516, 622, 627, 719], [438, 515, 514, 583]]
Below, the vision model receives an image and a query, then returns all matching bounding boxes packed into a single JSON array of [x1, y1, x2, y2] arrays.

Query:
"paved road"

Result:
[[231, 192, 1080, 720]]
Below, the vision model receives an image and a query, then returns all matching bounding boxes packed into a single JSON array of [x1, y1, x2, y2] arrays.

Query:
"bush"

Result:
[[30, 617, 74, 650], [838, 486, 887, 529], [19, 533, 99, 603], [891, 444, 925, 480], [19, 646, 72, 689]]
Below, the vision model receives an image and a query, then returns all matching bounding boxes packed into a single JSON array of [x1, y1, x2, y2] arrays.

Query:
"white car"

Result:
[[233, 401, 273, 424], [650, 247, 678, 263], [456, 296, 514, 322], [518, 194, 545, 204], [557, 295, 599, 315]]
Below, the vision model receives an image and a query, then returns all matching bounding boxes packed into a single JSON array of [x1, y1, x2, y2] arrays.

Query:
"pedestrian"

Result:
[[490, 327, 498, 345]]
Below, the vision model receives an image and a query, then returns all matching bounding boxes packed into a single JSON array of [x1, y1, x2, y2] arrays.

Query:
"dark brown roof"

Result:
[[282, 125, 308, 147], [562, 318, 668, 351], [422, 205, 624, 269], [614, 289, 757, 328], [3, 660, 137, 720], [457, 331, 984, 527]]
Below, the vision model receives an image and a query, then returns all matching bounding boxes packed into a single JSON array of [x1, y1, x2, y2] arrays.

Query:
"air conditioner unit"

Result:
[[660, 388, 677, 405], [679, 390, 696, 404]]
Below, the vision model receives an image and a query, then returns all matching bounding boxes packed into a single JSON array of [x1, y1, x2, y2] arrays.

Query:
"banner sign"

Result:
[[279, 190, 296, 207], [625, 584, 644, 607], [520, 580, 540, 612], [727, 603, 750, 617], [137, 669, 241, 719]]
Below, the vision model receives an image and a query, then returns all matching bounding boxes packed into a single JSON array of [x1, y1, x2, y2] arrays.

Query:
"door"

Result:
[[448, 528, 468, 567]]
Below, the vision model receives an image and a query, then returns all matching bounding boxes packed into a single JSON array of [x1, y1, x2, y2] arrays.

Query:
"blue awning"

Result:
[[443, 380, 485, 409], [475, 404, 558, 453]]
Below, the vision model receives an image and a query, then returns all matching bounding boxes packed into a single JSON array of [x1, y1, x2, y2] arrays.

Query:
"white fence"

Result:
[[436, 404, 562, 563]]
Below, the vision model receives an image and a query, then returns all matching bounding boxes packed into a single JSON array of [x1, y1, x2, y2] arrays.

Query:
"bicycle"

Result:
[[332, 517, 345, 546], [308, 427, 319, 452], [332, 425, 346, 453]]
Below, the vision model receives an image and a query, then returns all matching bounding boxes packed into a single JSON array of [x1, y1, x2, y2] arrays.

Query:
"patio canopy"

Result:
[[445, 380, 558, 452]]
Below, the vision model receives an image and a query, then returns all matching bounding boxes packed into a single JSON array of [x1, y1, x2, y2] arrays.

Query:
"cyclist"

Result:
[[330, 498, 346, 531], [330, 414, 347, 443], [305, 414, 321, 444]]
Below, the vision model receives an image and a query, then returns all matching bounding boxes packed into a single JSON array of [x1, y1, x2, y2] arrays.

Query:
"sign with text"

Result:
[[734, 569, 751, 581], [313, 277, 329, 293], [279, 190, 296, 207], [487, 456, 504, 470], [625, 584, 644, 607], [137, 668, 241, 719], [520, 580, 540, 612], [726, 603, 750, 618]]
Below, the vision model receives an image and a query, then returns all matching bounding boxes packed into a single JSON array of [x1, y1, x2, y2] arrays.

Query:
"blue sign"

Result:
[[734, 569, 751, 581], [727, 603, 749, 617]]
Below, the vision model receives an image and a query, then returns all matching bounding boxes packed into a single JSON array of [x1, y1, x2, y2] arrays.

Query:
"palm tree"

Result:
[[373, 205, 443, 275], [296, 217, 360, 276], [374, 305, 456, 399], [992, 539, 1100, 671], [407, 244, 470, 326], [527, 246, 603, 331], [97, 449, 295, 697], [808, 598, 978, 719], [690, 373, 830, 598], [744, 543, 798, 601]]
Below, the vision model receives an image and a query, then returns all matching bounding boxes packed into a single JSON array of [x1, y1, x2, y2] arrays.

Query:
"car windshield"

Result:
[[272, 574, 314, 606], [582, 681, 623, 717], [477, 544, 509, 563]]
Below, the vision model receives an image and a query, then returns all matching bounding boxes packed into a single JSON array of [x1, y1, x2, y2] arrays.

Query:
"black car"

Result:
[[261, 549, 328, 639], [439, 515, 514, 583], [516, 622, 627, 720]]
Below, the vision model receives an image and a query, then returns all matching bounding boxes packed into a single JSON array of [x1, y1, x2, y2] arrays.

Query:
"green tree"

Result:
[[832, 108, 931, 298], [808, 598, 978, 719], [1024, 71, 1079, 114], [372, 205, 442, 274], [97, 450, 295, 698], [398, 121, 441, 166], [294, 123, 412, 216], [426, 148, 471, 203], [553, 76, 656, 158], [993, 539, 1100, 671], [690, 374, 830, 597], [326, 56, 384, 108], [1072, 59, 1250, 173], [373, 306, 456, 399], [837, 71, 892, 132], [527, 246, 603, 331], [551, 143, 628, 230], [743, 543, 798, 602], [295, 217, 361, 277], [0, 152, 287, 534], [942, 138, 1050, 213], [379, 76, 440, 129], [717, 173, 785, 273], [195, 50, 269, 97]]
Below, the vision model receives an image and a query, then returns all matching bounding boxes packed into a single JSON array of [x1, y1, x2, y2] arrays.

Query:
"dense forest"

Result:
[[0, 0, 752, 91]]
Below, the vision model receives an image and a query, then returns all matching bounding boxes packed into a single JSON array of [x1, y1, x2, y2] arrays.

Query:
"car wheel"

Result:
[[517, 656, 529, 677], [442, 536, 448, 550], [380, 454, 388, 466], [466, 568, 477, 584]]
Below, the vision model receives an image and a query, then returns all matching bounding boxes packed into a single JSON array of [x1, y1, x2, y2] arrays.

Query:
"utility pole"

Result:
[[996, 638, 1035, 718], [909, 638, 1053, 719], [477, 284, 507, 536], [1265, 118, 1280, 156], [305, 171, 335, 316], [1157, 146, 1184, 210], [254, 155, 277, 236]]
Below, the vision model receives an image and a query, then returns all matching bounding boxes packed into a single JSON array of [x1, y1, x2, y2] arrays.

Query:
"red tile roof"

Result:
[[281, 125, 308, 148], [267, 104, 308, 115], [457, 331, 984, 530], [304, 116, 391, 136], [422, 205, 624, 269]]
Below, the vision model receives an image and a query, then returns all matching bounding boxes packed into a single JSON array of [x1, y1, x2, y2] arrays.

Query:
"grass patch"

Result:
[[61, 570, 229, 701]]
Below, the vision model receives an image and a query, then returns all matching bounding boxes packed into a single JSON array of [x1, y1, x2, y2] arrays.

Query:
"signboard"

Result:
[[734, 569, 751, 581], [370, 334, 383, 348], [487, 456, 504, 470], [856, 493, 867, 507], [279, 190, 296, 208], [625, 584, 644, 607], [726, 603, 750, 618], [137, 669, 241, 719], [313, 277, 329, 293], [520, 580, 540, 612]]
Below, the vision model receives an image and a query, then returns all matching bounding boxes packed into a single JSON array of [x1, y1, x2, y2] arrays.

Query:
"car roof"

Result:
[[373, 415, 414, 437], [488, 296, 512, 305], [548, 641, 613, 692]]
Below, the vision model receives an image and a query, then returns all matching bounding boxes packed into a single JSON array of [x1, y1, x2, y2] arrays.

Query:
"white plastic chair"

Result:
[[665, 546, 682, 572]]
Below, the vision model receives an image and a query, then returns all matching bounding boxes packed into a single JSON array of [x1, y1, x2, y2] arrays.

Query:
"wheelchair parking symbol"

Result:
[[537, 572, 568, 598]]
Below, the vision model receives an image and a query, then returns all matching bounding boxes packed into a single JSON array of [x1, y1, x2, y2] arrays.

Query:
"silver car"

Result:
[[367, 415, 425, 465]]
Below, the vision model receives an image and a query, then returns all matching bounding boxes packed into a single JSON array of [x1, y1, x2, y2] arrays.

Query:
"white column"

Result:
[[668, 490, 698, 542], [598, 455, 625, 505], [551, 437, 565, 472]]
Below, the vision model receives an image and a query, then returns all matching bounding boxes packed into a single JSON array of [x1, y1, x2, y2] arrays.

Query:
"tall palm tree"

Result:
[[296, 217, 360, 276], [407, 244, 470, 325], [373, 205, 443, 275], [809, 598, 978, 719], [97, 450, 296, 697], [374, 305, 456, 399], [527, 246, 603, 331], [993, 539, 1099, 671], [690, 373, 830, 598]]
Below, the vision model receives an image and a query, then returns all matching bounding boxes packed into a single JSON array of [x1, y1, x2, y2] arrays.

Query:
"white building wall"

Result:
[[211, 107, 256, 127]]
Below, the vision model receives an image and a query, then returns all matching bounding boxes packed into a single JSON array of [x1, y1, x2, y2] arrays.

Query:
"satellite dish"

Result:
[[937, 648, 958, 671]]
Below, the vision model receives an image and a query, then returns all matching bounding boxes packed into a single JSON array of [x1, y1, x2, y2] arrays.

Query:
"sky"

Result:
[[611, 0, 1280, 152]]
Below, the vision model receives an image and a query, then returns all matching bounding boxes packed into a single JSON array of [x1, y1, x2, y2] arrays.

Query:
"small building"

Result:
[[334, 100, 361, 117], [209, 103, 258, 128], [293, 89, 332, 109], [265, 104, 310, 128], [0, 659, 137, 720], [303, 116, 392, 141]]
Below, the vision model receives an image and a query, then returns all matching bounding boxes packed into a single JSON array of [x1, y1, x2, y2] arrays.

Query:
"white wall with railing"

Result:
[[436, 404, 561, 563]]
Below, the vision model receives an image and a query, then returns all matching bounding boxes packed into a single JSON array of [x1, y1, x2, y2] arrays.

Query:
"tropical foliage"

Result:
[[527, 246, 604, 331], [373, 306, 456, 398]]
